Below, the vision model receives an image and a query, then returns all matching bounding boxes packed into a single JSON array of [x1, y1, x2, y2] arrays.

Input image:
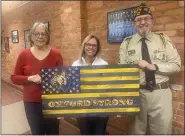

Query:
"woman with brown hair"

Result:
[[11, 22, 63, 135], [72, 34, 109, 135]]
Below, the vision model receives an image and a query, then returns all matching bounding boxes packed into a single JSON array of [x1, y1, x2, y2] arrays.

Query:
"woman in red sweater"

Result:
[[11, 22, 63, 135]]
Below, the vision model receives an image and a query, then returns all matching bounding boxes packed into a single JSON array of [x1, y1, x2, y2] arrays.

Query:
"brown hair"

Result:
[[79, 34, 101, 64], [29, 22, 50, 46]]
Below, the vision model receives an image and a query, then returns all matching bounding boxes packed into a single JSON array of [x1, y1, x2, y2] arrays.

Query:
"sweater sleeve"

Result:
[[11, 50, 29, 85]]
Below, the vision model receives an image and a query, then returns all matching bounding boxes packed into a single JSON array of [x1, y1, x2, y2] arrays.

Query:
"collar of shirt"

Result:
[[135, 31, 153, 43], [82, 56, 98, 65]]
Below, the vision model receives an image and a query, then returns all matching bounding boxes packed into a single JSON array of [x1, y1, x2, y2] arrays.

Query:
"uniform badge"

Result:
[[153, 49, 166, 61], [128, 50, 136, 56]]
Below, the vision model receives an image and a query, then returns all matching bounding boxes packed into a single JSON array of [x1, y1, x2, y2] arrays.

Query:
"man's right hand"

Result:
[[138, 60, 156, 71]]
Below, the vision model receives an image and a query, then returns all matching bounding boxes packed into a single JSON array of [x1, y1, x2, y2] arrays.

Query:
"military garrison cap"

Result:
[[135, 3, 153, 19]]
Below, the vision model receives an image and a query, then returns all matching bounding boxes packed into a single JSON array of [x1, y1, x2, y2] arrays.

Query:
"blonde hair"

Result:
[[79, 34, 101, 64], [29, 22, 50, 46]]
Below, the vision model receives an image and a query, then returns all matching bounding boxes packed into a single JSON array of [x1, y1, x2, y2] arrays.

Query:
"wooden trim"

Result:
[[1, 79, 23, 93]]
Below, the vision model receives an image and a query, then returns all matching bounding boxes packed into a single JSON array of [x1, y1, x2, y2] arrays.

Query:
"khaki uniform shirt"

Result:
[[119, 31, 181, 84]]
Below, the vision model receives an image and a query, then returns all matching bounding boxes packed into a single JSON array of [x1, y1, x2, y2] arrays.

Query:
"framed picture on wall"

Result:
[[24, 29, 31, 48], [4, 37, 10, 53], [11, 30, 19, 43], [107, 6, 138, 44]]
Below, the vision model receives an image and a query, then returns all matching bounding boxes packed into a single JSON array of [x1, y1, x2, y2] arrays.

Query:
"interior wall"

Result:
[[1, 1, 184, 134], [85, 1, 184, 134], [2, 1, 83, 83]]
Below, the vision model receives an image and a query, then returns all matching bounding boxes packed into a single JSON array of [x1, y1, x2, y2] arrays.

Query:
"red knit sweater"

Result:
[[11, 48, 63, 102]]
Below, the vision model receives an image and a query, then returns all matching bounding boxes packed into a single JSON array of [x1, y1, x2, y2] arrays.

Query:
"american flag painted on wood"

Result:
[[40, 64, 140, 117]]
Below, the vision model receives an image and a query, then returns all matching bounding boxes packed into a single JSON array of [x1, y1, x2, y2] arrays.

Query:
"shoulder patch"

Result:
[[164, 35, 176, 49], [154, 32, 166, 48], [154, 32, 176, 49]]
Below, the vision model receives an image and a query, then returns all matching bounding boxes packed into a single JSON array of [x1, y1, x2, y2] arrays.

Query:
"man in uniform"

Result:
[[119, 3, 181, 134]]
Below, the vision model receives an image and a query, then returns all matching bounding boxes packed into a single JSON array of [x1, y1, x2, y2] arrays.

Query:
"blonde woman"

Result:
[[72, 34, 108, 135], [11, 22, 63, 135]]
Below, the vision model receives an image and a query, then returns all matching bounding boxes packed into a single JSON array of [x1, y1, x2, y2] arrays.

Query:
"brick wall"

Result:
[[85, 1, 184, 134], [2, 1, 83, 83], [1, 1, 184, 134]]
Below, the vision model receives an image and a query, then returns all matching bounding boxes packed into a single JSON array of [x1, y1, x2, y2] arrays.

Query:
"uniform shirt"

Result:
[[11, 48, 63, 102], [119, 32, 181, 84], [72, 57, 108, 66]]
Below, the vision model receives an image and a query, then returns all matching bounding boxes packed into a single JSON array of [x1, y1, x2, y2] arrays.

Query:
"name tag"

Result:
[[128, 50, 135, 56]]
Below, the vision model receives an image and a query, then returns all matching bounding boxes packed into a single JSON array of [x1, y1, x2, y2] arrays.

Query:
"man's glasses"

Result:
[[33, 32, 47, 38], [134, 17, 153, 23], [85, 43, 97, 48]]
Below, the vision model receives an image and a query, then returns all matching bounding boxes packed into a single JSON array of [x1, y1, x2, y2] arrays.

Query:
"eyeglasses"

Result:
[[33, 32, 47, 38], [85, 43, 97, 48], [134, 17, 153, 23]]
